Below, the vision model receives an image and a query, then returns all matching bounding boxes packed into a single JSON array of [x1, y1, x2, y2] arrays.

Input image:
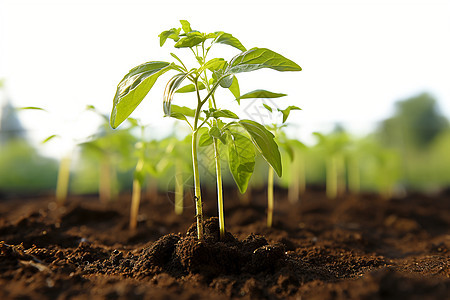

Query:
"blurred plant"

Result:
[[263, 105, 301, 227], [11, 106, 75, 204], [278, 132, 308, 204], [79, 105, 137, 203], [313, 127, 349, 199], [358, 137, 401, 199], [0, 99, 57, 193], [126, 119, 173, 230]]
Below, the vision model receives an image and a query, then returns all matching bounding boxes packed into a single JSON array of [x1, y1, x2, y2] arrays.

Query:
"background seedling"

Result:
[[277, 130, 308, 204], [126, 119, 172, 230], [313, 129, 349, 199], [15, 107, 74, 205], [262, 105, 301, 227], [80, 105, 137, 203]]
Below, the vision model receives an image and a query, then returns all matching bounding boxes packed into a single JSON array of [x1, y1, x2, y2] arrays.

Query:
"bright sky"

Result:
[[1, 0, 449, 156]]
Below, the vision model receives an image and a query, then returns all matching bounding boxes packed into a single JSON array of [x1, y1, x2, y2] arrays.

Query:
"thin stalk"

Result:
[[288, 152, 305, 204], [56, 154, 71, 205], [288, 163, 300, 204], [192, 79, 204, 240], [213, 137, 225, 239], [267, 167, 274, 228], [174, 160, 184, 215], [336, 153, 346, 196], [191, 129, 204, 239], [130, 158, 144, 230], [348, 156, 360, 194], [326, 155, 338, 199], [299, 154, 306, 196], [99, 155, 111, 203]]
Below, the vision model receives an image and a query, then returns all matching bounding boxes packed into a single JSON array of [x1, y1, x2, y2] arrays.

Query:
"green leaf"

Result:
[[212, 109, 239, 119], [278, 105, 301, 123], [134, 165, 147, 185], [42, 134, 59, 144], [228, 48, 302, 74], [111, 61, 173, 129], [168, 112, 188, 122], [180, 20, 191, 33], [209, 126, 221, 138], [176, 82, 206, 93], [170, 53, 186, 68], [175, 32, 205, 48], [228, 76, 240, 99], [238, 119, 282, 176], [236, 89, 287, 104], [163, 73, 189, 116], [198, 58, 226, 74], [199, 130, 213, 147], [170, 104, 195, 118], [17, 106, 47, 111], [290, 139, 307, 150], [227, 132, 255, 193], [214, 32, 246, 52], [159, 28, 181, 46], [219, 75, 233, 88], [279, 142, 295, 161], [263, 103, 273, 112], [127, 117, 140, 127]]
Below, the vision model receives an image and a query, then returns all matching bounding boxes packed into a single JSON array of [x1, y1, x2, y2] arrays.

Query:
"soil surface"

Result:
[[1, 187, 449, 299]]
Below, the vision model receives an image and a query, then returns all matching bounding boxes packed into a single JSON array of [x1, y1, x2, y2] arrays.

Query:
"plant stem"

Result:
[[288, 153, 306, 203], [288, 164, 300, 204], [336, 153, 346, 196], [130, 158, 144, 230], [99, 155, 111, 203], [326, 155, 338, 199], [267, 166, 274, 228], [191, 79, 205, 240], [191, 129, 204, 239], [213, 137, 225, 239], [175, 159, 184, 215], [348, 156, 360, 194], [56, 154, 71, 205]]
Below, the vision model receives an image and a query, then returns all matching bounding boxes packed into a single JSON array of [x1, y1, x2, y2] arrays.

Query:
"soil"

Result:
[[0, 187, 449, 299]]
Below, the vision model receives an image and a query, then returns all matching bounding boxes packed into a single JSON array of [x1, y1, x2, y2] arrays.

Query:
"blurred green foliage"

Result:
[[2, 92, 450, 196], [0, 140, 58, 194]]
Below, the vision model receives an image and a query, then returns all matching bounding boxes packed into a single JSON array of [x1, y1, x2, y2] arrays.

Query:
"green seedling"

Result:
[[110, 20, 301, 239], [358, 137, 401, 199], [262, 105, 301, 227], [313, 129, 349, 199], [126, 119, 171, 230], [80, 105, 137, 203], [148, 133, 192, 215], [277, 130, 308, 204], [16, 106, 73, 205]]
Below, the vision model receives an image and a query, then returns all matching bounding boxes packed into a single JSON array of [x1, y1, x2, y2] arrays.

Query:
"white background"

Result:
[[1, 0, 449, 156]]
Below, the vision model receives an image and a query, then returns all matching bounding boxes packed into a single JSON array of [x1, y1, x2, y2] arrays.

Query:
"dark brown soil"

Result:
[[0, 187, 449, 299]]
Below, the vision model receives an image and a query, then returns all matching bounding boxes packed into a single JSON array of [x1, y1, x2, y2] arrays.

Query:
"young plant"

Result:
[[110, 20, 301, 239], [16, 106, 73, 205], [153, 133, 192, 215], [126, 119, 171, 230], [313, 129, 349, 199], [277, 130, 308, 204], [262, 105, 301, 227], [80, 105, 137, 203]]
